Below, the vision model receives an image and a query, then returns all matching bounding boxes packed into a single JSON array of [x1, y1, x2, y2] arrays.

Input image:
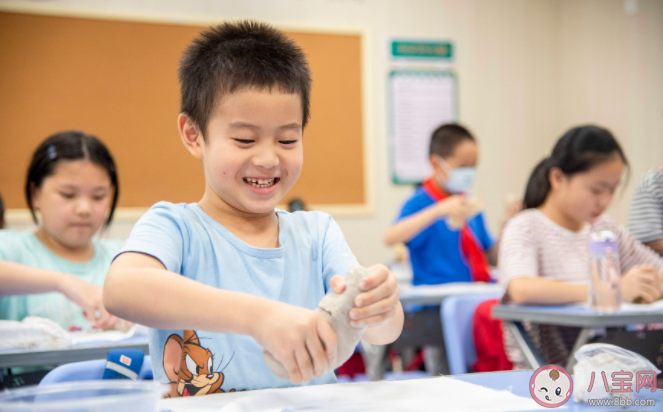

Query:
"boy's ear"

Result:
[[429, 155, 441, 170], [178, 113, 204, 160], [430, 155, 449, 180]]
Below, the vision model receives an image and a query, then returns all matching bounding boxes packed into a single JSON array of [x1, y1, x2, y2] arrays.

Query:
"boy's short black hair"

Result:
[[429, 124, 475, 158], [0, 190, 5, 228], [179, 21, 312, 136]]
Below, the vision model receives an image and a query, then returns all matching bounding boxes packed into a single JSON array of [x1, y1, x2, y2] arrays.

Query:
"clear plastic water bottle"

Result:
[[588, 230, 622, 312]]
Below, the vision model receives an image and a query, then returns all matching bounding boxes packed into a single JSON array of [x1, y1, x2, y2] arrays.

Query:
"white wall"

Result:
[[556, 0, 663, 222], [3, 0, 662, 267]]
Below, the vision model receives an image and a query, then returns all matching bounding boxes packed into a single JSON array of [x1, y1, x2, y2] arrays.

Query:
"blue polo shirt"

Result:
[[397, 187, 495, 285]]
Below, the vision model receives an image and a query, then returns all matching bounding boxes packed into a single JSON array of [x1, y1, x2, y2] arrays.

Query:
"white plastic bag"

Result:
[[0, 316, 71, 350], [573, 343, 661, 403]]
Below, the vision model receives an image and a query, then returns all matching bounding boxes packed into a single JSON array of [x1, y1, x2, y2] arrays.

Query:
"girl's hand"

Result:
[[330, 264, 400, 329], [253, 302, 337, 384], [621, 265, 663, 303], [56, 274, 119, 329]]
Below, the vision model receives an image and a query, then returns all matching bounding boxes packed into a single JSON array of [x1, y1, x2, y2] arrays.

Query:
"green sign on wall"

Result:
[[391, 41, 453, 60]]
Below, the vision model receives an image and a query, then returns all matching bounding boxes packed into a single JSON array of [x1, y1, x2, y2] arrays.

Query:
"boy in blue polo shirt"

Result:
[[382, 124, 517, 376], [385, 124, 519, 285]]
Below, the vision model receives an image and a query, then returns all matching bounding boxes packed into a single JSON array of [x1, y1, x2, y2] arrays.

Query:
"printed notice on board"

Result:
[[389, 70, 457, 184]]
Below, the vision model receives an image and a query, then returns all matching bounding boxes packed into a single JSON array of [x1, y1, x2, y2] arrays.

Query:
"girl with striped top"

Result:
[[499, 125, 663, 366], [629, 166, 663, 255]]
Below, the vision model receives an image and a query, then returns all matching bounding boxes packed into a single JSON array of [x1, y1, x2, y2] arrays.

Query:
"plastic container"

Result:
[[0, 381, 168, 412], [588, 230, 622, 312]]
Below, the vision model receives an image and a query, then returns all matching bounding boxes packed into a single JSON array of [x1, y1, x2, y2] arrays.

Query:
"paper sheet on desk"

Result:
[[70, 324, 149, 345], [620, 299, 663, 312], [163, 376, 551, 412]]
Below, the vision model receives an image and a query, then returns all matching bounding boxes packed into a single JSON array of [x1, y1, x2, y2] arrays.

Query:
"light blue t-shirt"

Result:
[[118, 202, 358, 394]]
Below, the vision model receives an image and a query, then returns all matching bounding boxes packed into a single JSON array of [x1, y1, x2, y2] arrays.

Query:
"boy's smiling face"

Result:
[[181, 88, 304, 215]]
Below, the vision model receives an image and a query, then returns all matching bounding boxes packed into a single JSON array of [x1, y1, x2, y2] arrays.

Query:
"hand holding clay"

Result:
[[263, 265, 371, 381], [443, 197, 481, 230]]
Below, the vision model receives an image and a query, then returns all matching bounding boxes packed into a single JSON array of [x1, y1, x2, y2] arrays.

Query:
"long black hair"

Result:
[[25, 131, 119, 226], [523, 125, 628, 209]]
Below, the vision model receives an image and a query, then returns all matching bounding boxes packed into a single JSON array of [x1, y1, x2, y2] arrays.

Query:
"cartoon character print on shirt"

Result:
[[163, 330, 237, 397]]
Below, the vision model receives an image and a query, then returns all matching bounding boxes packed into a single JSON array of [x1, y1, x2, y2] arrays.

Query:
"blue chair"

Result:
[[441, 293, 501, 375], [39, 356, 153, 386]]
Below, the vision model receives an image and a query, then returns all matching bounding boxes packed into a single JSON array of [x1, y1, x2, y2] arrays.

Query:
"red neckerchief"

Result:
[[421, 177, 490, 283]]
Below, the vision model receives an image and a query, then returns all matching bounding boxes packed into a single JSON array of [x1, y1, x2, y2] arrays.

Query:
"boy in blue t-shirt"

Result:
[[385, 124, 520, 285], [104, 21, 403, 396]]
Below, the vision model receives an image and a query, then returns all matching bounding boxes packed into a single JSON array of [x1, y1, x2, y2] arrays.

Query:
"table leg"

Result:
[[505, 321, 545, 369], [565, 327, 594, 372]]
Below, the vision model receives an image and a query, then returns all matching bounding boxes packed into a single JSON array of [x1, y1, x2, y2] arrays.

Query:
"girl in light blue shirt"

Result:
[[0, 131, 123, 331]]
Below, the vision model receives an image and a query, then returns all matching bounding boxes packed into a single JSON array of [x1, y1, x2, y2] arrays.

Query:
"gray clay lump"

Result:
[[263, 265, 370, 380]]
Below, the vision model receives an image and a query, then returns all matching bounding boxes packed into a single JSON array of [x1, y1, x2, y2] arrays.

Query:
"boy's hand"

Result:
[[330, 264, 400, 328], [434, 195, 469, 223], [622, 265, 663, 303], [254, 303, 337, 384]]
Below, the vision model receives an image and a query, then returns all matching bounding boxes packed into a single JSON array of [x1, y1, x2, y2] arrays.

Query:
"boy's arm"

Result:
[[104, 252, 337, 384], [362, 302, 404, 345], [104, 252, 262, 333], [384, 196, 467, 246]]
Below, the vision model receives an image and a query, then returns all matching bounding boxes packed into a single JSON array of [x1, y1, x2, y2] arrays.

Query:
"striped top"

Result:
[[498, 209, 663, 366], [629, 167, 663, 249], [499, 209, 663, 290]]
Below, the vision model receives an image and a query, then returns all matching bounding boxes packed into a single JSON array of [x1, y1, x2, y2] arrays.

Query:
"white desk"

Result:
[[399, 282, 501, 306], [0, 335, 149, 385], [0, 337, 149, 369], [492, 302, 663, 370], [160, 370, 663, 412], [160, 372, 541, 412]]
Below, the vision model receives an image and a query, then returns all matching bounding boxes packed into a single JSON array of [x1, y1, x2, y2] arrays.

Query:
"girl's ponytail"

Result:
[[523, 157, 554, 209]]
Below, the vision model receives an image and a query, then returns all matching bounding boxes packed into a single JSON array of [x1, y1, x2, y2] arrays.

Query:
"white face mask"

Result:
[[436, 157, 477, 194]]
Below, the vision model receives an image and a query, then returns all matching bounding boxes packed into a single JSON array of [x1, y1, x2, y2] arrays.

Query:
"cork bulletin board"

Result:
[[0, 11, 365, 213]]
